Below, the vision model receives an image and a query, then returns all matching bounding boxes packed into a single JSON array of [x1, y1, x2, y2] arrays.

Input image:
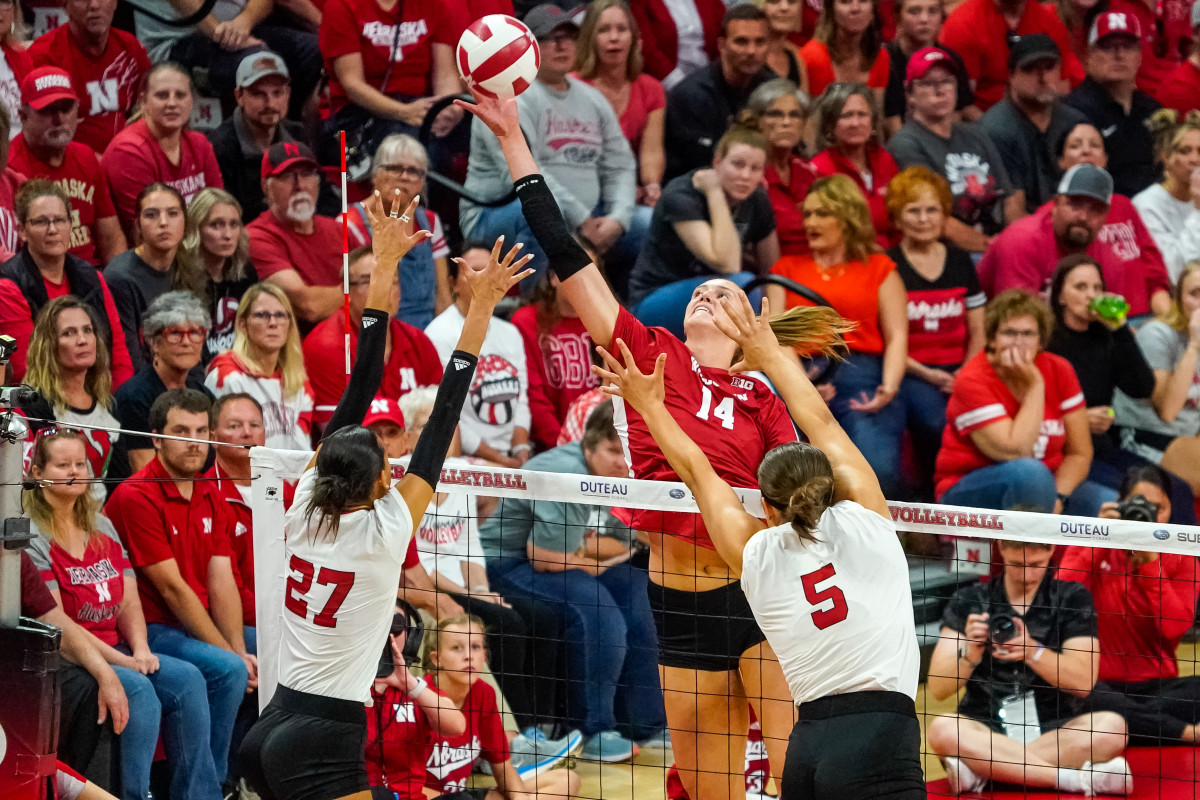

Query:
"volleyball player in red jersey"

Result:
[[459, 91, 849, 800]]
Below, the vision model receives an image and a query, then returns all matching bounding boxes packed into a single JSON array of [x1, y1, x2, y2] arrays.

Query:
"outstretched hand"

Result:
[[364, 191, 432, 267], [593, 339, 667, 415], [454, 89, 521, 139], [712, 294, 784, 374], [458, 236, 535, 312]]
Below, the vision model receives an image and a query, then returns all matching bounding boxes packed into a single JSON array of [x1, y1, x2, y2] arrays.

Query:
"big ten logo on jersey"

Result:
[[544, 332, 595, 389], [470, 355, 521, 425]]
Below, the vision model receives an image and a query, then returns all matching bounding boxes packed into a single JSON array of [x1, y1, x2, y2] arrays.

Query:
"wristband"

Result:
[[513, 174, 593, 281], [469, 585, 491, 593], [1032, 643, 1045, 662], [511, 443, 532, 453], [408, 676, 428, 700]]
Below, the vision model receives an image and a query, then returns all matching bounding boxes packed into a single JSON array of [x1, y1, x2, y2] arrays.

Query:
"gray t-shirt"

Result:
[[103, 249, 176, 373], [1114, 320, 1200, 459], [25, 515, 130, 587], [479, 443, 629, 559], [135, 0, 245, 61]]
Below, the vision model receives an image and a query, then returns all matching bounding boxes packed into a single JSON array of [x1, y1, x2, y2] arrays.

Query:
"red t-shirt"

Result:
[[319, 0, 466, 113], [39, 531, 131, 647], [0, 270, 133, 386], [799, 39, 891, 97], [101, 120, 223, 236], [610, 308, 798, 548], [892, 245, 986, 366], [302, 313, 444, 424], [766, 154, 819, 257], [105, 456, 234, 626], [1058, 546, 1199, 683], [934, 350, 1085, 498], [10, 136, 118, 265], [206, 467, 254, 626], [771, 252, 896, 355], [425, 679, 508, 794], [366, 683, 443, 799], [1105, 0, 1192, 102], [27, 25, 151, 155], [940, 0, 1084, 111], [247, 210, 343, 287], [1157, 59, 1200, 115], [0, 166, 24, 259], [1095, 194, 1171, 316], [509, 307, 599, 449], [577, 72, 665, 156], [811, 145, 899, 248]]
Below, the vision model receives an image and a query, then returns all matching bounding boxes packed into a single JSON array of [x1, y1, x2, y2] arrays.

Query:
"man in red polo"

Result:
[[9, 66, 126, 265], [302, 245, 443, 430], [105, 388, 253, 789]]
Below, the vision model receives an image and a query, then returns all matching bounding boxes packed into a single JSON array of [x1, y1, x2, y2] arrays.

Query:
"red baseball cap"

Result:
[[260, 141, 319, 181], [21, 67, 77, 110], [906, 47, 957, 84], [1089, 11, 1142, 46], [363, 397, 406, 430]]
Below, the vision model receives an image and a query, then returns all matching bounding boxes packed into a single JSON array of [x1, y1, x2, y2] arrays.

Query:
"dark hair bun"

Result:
[[785, 475, 836, 535]]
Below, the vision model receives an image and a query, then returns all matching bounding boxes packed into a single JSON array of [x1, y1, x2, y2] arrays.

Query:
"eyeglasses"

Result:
[[161, 327, 207, 344], [378, 164, 427, 180], [249, 310, 290, 323], [26, 216, 71, 230], [763, 108, 805, 120], [275, 168, 320, 183]]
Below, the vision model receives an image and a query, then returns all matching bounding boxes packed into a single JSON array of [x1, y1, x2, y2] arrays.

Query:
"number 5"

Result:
[[801, 563, 848, 629]]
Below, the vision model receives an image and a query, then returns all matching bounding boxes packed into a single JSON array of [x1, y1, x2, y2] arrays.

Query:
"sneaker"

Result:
[[637, 727, 673, 752], [579, 730, 637, 763], [510, 729, 584, 778], [1082, 757, 1133, 796], [943, 757, 986, 795]]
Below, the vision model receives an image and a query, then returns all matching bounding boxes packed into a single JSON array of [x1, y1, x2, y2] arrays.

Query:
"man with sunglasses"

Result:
[[1064, 12, 1162, 197]]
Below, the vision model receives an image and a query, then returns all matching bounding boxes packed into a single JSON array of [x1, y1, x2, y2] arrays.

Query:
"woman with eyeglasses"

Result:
[[0, 179, 133, 386], [179, 188, 258, 364], [744, 78, 818, 257], [24, 427, 222, 800], [104, 183, 197, 372], [112, 291, 214, 480], [205, 282, 314, 450], [343, 134, 450, 328], [799, 0, 889, 102]]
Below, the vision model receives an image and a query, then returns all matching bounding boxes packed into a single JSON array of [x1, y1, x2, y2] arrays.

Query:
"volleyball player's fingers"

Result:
[[498, 241, 523, 268], [591, 345, 624, 385]]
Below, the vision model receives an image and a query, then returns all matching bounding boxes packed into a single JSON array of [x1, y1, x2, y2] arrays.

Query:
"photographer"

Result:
[[1059, 465, 1200, 745], [926, 540, 1132, 795]]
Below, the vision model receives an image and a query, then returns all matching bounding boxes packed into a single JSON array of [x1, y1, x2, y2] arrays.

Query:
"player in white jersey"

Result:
[[239, 194, 533, 800], [595, 292, 925, 800]]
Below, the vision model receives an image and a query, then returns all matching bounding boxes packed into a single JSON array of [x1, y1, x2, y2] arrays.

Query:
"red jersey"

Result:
[[611, 308, 798, 548], [1058, 546, 1199, 683], [204, 466, 260, 626], [10, 135, 118, 265], [510, 307, 599, 449], [766, 154, 819, 257], [27, 25, 150, 155], [940, 0, 1084, 111], [366, 683, 442, 799], [37, 530, 131, 647], [0, 166, 24, 259], [811, 145, 899, 248], [1157, 58, 1200, 115], [247, 210, 343, 287], [425, 679, 508, 794], [101, 119, 223, 235], [319, 0, 466, 113], [1105, 0, 1192, 102], [105, 457, 234, 626], [934, 350, 1085, 498], [302, 313, 444, 424], [799, 39, 891, 97]]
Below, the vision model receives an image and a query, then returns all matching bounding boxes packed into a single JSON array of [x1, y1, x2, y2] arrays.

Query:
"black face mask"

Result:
[[375, 599, 425, 679]]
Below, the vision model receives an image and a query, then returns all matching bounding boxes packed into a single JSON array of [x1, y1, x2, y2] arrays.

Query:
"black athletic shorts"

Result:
[[648, 579, 767, 672], [240, 684, 370, 800], [782, 691, 926, 800]]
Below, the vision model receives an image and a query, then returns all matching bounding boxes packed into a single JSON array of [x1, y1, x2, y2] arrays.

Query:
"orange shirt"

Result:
[[771, 252, 896, 355], [799, 39, 891, 97]]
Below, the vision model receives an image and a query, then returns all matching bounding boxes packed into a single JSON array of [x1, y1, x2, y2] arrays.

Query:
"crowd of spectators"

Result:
[[5, 0, 1200, 795]]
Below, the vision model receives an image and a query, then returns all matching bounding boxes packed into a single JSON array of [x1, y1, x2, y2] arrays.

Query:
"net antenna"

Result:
[[339, 130, 351, 380]]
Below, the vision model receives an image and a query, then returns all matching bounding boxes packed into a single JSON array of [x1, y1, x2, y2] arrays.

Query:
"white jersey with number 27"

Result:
[[741, 500, 918, 706], [277, 467, 414, 704]]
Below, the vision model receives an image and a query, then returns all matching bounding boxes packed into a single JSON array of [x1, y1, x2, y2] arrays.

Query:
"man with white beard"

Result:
[[248, 141, 362, 333]]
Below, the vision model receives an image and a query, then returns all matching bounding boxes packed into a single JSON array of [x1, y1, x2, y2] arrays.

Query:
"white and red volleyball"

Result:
[[456, 15, 541, 100]]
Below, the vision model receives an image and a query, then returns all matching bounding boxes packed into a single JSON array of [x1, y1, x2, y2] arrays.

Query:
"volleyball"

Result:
[[456, 15, 541, 100]]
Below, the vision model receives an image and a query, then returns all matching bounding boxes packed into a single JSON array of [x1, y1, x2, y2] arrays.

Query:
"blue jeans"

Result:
[[828, 353, 908, 498], [145, 624, 248, 784], [939, 458, 1059, 511], [896, 373, 953, 500], [112, 652, 222, 800], [487, 558, 667, 738]]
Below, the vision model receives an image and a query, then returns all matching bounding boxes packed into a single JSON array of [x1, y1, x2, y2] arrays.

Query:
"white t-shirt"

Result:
[[277, 466, 415, 704], [1132, 183, 1200, 283], [413, 469, 483, 585], [741, 500, 919, 706]]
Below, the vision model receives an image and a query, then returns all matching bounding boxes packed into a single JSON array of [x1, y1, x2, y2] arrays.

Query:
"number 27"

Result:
[[284, 555, 354, 628], [696, 386, 735, 430]]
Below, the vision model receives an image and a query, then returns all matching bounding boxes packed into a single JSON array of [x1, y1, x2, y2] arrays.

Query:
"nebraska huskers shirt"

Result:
[[888, 244, 985, 367]]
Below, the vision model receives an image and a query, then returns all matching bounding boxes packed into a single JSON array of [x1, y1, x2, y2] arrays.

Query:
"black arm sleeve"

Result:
[[324, 309, 388, 438], [1111, 324, 1157, 401], [513, 174, 593, 281], [406, 350, 478, 488]]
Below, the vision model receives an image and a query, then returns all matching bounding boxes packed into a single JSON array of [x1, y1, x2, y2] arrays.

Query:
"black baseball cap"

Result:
[[1007, 33, 1062, 73]]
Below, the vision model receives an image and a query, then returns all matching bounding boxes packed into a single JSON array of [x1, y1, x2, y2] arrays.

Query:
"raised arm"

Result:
[[457, 91, 621, 347], [593, 341, 763, 576], [713, 294, 888, 518]]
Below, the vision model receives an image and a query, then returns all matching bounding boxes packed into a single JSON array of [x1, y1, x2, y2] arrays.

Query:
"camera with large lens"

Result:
[[375, 600, 425, 679], [988, 612, 1018, 644], [1116, 494, 1159, 523]]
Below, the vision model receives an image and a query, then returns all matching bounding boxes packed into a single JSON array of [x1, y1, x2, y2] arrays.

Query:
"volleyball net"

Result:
[[249, 446, 1200, 799]]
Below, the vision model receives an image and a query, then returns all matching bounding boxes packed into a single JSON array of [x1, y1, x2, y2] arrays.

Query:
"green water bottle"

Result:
[[1090, 294, 1129, 325]]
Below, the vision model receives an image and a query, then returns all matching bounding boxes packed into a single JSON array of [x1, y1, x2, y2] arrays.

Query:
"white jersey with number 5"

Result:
[[741, 500, 918, 705], [277, 467, 414, 703]]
